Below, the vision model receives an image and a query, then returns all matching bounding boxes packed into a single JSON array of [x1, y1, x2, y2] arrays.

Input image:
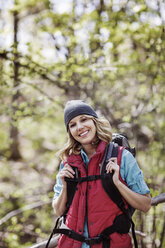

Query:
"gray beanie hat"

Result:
[[64, 100, 98, 130]]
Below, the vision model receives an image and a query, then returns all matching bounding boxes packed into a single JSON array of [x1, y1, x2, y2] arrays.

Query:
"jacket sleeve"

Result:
[[120, 149, 150, 195], [53, 162, 64, 200]]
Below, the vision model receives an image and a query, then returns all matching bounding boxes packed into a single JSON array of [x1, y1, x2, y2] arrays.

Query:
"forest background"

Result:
[[0, 0, 165, 247]]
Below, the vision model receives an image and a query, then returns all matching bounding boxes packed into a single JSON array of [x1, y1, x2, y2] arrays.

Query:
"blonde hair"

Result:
[[58, 115, 112, 160]]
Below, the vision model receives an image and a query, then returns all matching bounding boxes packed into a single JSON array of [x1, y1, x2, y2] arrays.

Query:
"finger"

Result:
[[64, 164, 75, 175], [106, 164, 113, 173], [106, 160, 114, 168], [60, 170, 74, 179], [65, 171, 75, 178], [106, 165, 110, 173], [106, 162, 111, 171]]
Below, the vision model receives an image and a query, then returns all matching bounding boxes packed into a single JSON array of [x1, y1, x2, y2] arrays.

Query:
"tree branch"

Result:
[[0, 50, 68, 91], [151, 193, 165, 206], [30, 236, 58, 248], [0, 200, 51, 226], [135, 230, 146, 238]]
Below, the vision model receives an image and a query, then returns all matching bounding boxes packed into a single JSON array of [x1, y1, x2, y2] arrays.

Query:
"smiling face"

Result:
[[68, 115, 97, 146]]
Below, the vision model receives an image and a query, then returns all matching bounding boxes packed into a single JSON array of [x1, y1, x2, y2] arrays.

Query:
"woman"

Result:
[[52, 100, 151, 248]]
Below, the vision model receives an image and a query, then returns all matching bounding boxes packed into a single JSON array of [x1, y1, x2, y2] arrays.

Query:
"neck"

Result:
[[82, 144, 97, 159]]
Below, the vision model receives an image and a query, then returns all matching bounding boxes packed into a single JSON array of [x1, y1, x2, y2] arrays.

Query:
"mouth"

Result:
[[79, 130, 89, 137]]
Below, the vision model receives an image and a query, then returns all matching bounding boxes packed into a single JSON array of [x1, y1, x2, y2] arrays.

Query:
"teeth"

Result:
[[80, 131, 88, 137]]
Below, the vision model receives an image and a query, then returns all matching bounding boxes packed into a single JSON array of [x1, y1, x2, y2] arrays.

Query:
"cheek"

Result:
[[69, 128, 76, 137], [88, 120, 96, 130], [93, 129, 97, 136], [91, 125, 97, 136], [91, 121, 96, 132]]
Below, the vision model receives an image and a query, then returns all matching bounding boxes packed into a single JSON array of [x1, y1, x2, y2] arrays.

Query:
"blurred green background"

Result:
[[0, 0, 165, 247]]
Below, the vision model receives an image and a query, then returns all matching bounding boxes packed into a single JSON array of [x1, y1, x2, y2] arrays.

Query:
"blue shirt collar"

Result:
[[81, 148, 89, 166]]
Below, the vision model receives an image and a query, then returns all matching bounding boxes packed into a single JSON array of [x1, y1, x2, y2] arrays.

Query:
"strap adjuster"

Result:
[[84, 236, 102, 245]]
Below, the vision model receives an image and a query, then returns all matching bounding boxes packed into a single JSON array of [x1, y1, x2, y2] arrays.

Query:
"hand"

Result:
[[59, 163, 75, 187], [106, 157, 120, 186]]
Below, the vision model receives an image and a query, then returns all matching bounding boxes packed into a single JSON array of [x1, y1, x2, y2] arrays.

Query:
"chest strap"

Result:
[[46, 213, 131, 248], [65, 174, 101, 183]]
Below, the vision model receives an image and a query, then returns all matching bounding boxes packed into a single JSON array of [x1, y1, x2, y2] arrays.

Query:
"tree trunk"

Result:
[[152, 207, 156, 248], [158, 214, 165, 248], [9, 9, 22, 160]]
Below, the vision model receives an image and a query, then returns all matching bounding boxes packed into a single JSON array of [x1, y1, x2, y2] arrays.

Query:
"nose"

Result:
[[76, 121, 83, 130]]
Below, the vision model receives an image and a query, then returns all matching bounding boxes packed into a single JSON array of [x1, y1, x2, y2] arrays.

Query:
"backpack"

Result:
[[46, 134, 138, 248], [112, 133, 136, 157]]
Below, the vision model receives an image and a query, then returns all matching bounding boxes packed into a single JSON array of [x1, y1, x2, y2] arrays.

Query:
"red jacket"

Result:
[[58, 141, 132, 248]]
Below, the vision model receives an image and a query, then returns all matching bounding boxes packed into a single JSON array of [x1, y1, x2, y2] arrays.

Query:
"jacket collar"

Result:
[[66, 141, 106, 167]]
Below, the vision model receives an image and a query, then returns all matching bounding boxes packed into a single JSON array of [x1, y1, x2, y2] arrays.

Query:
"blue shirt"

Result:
[[53, 149, 150, 248]]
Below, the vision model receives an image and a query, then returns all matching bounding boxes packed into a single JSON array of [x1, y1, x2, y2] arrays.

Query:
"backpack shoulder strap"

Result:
[[100, 142, 119, 174], [111, 142, 119, 158], [63, 167, 79, 217], [105, 142, 120, 162], [100, 142, 118, 174], [100, 143, 128, 215]]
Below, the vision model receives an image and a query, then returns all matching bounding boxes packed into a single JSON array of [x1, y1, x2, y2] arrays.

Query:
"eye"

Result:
[[69, 123, 76, 128], [81, 117, 87, 122]]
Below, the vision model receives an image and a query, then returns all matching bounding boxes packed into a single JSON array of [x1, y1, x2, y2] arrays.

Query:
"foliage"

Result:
[[0, 0, 165, 247]]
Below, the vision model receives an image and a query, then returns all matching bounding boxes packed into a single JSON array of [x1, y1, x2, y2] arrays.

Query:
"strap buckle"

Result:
[[84, 236, 102, 245]]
